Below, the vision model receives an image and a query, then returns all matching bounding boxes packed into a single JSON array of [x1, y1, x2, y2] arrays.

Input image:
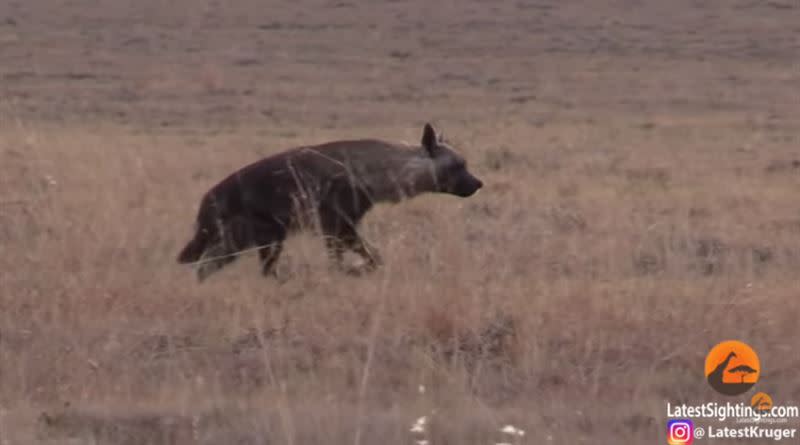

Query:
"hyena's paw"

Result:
[[366, 250, 383, 268], [345, 254, 382, 276], [342, 264, 376, 277], [263, 265, 292, 285], [355, 244, 382, 268], [327, 257, 378, 277]]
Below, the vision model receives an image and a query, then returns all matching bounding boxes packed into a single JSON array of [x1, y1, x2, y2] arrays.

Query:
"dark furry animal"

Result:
[[177, 123, 483, 281]]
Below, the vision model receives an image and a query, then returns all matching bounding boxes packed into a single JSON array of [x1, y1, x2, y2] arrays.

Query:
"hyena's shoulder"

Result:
[[302, 139, 413, 160], [310, 139, 424, 170]]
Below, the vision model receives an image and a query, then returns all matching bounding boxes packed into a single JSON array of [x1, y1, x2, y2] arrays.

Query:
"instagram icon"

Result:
[[667, 419, 694, 444]]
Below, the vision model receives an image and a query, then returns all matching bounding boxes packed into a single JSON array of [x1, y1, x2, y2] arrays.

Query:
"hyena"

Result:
[[177, 123, 483, 281]]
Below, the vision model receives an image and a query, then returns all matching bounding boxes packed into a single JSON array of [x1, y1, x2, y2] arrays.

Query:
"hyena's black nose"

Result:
[[475, 179, 483, 189]]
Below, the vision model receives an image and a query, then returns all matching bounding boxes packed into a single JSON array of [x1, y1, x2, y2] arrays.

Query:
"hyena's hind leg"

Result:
[[252, 223, 286, 278], [194, 215, 268, 282], [196, 241, 238, 281]]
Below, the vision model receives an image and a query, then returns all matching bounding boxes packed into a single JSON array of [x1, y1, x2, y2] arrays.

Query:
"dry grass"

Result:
[[1, 1, 799, 444]]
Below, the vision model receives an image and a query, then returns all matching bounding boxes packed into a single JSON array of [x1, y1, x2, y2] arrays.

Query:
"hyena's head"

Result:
[[421, 123, 483, 197]]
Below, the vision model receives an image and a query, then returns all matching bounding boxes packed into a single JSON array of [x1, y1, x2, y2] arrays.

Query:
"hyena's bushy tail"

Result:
[[177, 229, 209, 263]]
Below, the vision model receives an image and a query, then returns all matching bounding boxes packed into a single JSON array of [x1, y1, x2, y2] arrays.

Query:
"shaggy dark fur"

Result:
[[177, 123, 482, 281]]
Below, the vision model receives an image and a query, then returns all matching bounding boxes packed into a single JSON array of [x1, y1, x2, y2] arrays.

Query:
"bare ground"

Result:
[[0, 0, 799, 444]]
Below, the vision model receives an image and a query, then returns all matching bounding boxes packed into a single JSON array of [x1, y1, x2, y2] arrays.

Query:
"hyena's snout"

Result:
[[453, 171, 483, 197]]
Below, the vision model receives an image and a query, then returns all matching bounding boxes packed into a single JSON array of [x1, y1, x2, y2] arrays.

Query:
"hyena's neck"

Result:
[[360, 149, 438, 204]]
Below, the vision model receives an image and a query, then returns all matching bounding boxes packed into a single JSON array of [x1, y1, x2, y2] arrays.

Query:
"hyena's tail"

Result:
[[177, 229, 209, 264]]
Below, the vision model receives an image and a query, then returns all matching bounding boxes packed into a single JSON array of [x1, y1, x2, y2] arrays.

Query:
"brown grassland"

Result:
[[1, 0, 798, 443]]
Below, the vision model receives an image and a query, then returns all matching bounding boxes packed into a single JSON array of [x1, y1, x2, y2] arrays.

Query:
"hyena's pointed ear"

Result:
[[421, 123, 438, 156]]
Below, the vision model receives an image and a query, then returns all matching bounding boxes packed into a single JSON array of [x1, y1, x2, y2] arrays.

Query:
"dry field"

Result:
[[1, 0, 799, 443]]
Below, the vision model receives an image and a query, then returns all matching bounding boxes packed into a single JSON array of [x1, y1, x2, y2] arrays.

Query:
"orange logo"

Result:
[[751, 392, 773, 413], [705, 340, 760, 396]]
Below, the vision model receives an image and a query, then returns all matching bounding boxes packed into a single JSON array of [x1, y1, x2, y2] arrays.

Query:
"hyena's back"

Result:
[[176, 139, 418, 269]]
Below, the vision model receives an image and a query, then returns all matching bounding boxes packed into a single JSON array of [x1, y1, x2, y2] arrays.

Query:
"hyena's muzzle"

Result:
[[449, 170, 483, 197]]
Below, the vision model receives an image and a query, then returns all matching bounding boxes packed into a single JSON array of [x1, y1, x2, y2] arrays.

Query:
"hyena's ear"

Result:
[[421, 123, 438, 156]]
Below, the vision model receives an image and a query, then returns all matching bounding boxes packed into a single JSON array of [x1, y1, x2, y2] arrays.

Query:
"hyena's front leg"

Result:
[[320, 189, 381, 274], [348, 234, 382, 270], [325, 227, 382, 274]]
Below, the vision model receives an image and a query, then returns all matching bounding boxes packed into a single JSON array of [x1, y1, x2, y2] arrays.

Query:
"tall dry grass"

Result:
[[1, 116, 798, 443], [1, 0, 799, 443]]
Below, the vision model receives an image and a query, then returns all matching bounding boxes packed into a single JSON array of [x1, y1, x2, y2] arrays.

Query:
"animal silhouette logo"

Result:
[[704, 340, 760, 396], [751, 392, 773, 414]]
